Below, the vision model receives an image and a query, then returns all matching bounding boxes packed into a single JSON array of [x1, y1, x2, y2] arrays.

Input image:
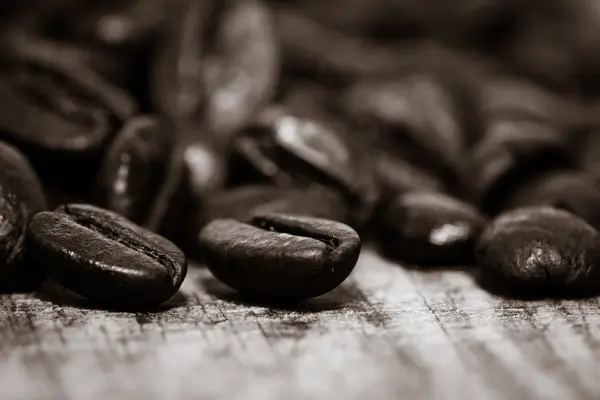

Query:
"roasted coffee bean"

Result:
[[375, 191, 486, 265], [203, 0, 279, 137], [475, 207, 600, 298], [151, 0, 213, 122], [477, 75, 584, 128], [273, 9, 436, 80], [0, 141, 47, 291], [27, 204, 187, 308], [0, 39, 137, 181], [198, 212, 361, 300], [95, 115, 174, 225], [472, 118, 572, 214], [344, 73, 471, 191], [233, 106, 380, 226], [502, 170, 600, 230]]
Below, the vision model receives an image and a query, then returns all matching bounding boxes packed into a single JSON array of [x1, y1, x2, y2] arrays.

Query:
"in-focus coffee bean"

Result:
[[375, 191, 486, 265], [475, 206, 600, 298], [198, 212, 361, 300], [27, 203, 187, 308], [96, 115, 174, 226]]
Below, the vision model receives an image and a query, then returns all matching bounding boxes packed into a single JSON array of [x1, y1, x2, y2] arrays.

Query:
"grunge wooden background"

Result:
[[1, 248, 600, 400]]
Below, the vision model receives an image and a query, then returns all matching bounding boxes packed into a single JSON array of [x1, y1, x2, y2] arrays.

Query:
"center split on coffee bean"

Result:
[[197, 212, 361, 301], [27, 203, 187, 308]]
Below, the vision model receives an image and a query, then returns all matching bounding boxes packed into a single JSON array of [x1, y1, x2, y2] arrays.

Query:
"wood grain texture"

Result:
[[1, 248, 600, 400]]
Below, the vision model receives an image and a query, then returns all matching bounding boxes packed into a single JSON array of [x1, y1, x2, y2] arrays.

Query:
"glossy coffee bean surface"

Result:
[[198, 212, 361, 300], [376, 191, 487, 265], [27, 203, 187, 307], [476, 207, 600, 298]]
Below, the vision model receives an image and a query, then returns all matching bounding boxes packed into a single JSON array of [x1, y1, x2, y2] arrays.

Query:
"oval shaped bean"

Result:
[[95, 115, 174, 225], [476, 206, 600, 298], [27, 203, 187, 308], [198, 213, 361, 300], [375, 191, 486, 265]]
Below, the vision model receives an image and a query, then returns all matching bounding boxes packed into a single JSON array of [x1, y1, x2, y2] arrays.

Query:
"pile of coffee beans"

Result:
[[1, 0, 600, 309]]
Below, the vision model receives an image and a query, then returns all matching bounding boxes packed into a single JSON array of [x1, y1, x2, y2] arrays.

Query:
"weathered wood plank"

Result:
[[1, 249, 600, 400]]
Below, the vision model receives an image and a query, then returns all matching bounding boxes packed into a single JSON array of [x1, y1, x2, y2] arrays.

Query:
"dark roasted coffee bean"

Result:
[[503, 170, 600, 230], [0, 38, 137, 181], [477, 75, 584, 128], [27, 203, 187, 308], [475, 206, 600, 298], [472, 118, 572, 214], [344, 73, 471, 191], [233, 106, 380, 227], [151, 0, 213, 122], [203, 0, 279, 137], [95, 115, 174, 225], [198, 213, 361, 300], [375, 191, 486, 265], [0, 141, 47, 291]]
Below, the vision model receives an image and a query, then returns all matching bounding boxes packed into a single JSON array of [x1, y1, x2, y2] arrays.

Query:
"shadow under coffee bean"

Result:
[[27, 203, 187, 308], [197, 212, 361, 301]]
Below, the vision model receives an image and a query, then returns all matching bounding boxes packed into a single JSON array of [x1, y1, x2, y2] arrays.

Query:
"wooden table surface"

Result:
[[1, 248, 600, 400]]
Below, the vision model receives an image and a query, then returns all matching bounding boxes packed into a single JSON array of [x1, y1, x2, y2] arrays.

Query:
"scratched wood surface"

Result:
[[1, 248, 600, 400]]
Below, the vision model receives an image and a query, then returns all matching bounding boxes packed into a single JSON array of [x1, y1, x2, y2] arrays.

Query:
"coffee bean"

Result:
[[198, 212, 361, 300], [344, 73, 471, 191], [0, 39, 137, 182], [375, 191, 486, 265], [151, 0, 213, 122], [273, 9, 437, 80], [475, 206, 600, 298], [0, 140, 47, 291], [27, 203, 187, 307], [233, 106, 380, 226], [203, 0, 279, 137], [472, 117, 572, 214], [503, 170, 600, 229], [95, 115, 174, 225]]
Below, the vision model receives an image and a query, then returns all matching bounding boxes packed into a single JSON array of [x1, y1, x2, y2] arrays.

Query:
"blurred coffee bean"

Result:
[[0, 141, 47, 291], [576, 130, 600, 182], [375, 191, 486, 265], [472, 118, 572, 214], [28, 203, 187, 308], [95, 115, 174, 226], [198, 213, 361, 300], [151, 0, 213, 122], [502, 170, 600, 230], [0, 54, 137, 184], [344, 73, 471, 191], [475, 207, 600, 298], [42, 0, 177, 49], [184, 184, 350, 259], [203, 0, 279, 137], [477, 75, 585, 128], [233, 106, 380, 226]]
